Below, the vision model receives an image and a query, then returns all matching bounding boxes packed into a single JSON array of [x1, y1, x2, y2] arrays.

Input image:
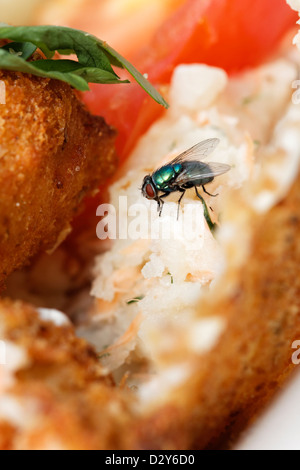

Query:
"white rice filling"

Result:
[[77, 57, 300, 402], [287, 0, 300, 47], [37, 308, 71, 327]]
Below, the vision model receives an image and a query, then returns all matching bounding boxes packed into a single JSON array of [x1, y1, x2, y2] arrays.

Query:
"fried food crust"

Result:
[[0, 70, 117, 284], [124, 169, 300, 450], [0, 300, 134, 450], [0, 170, 300, 450]]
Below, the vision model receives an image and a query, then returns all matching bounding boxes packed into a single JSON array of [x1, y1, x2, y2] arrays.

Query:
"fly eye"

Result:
[[145, 183, 155, 199]]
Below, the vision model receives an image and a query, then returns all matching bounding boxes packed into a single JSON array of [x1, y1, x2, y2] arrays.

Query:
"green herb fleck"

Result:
[[126, 295, 144, 305], [197, 194, 217, 234], [0, 24, 168, 108], [169, 141, 177, 152], [2, 41, 37, 59], [204, 203, 217, 233], [167, 272, 174, 284], [242, 95, 259, 106], [242, 96, 253, 106], [98, 352, 111, 360]]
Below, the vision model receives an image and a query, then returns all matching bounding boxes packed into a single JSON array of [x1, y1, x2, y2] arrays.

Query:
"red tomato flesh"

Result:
[[73, 0, 297, 235], [83, 0, 297, 162]]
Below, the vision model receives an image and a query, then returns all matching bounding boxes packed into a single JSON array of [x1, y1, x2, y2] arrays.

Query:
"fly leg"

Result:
[[195, 186, 216, 233], [158, 200, 164, 217], [158, 192, 170, 217], [202, 185, 218, 197], [195, 186, 206, 205], [177, 189, 186, 220]]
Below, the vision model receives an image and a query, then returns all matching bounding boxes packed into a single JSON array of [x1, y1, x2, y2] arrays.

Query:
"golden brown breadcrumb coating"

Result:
[[0, 70, 117, 285], [0, 300, 134, 450], [122, 169, 300, 450], [0, 170, 299, 450]]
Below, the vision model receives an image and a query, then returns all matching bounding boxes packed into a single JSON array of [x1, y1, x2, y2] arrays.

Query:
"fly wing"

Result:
[[169, 138, 220, 165], [175, 162, 231, 185]]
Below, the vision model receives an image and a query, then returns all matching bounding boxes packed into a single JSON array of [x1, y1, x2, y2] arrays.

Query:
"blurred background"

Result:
[[0, 0, 44, 24], [0, 0, 184, 58]]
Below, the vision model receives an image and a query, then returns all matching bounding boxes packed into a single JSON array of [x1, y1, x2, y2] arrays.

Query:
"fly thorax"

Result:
[[153, 165, 181, 188]]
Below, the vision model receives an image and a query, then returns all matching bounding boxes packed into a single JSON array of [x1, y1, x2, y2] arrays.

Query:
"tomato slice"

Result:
[[83, 0, 296, 161], [135, 0, 298, 81], [83, 81, 164, 160]]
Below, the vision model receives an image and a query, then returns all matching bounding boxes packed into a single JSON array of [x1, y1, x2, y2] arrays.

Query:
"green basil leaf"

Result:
[[0, 48, 90, 91], [0, 24, 169, 108], [102, 42, 169, 109], [33, 59, 129, 84]]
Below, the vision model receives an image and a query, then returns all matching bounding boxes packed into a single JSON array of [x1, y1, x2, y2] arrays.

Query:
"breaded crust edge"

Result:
[[0, 70, 117, 284], [123, 169, 300, 450]]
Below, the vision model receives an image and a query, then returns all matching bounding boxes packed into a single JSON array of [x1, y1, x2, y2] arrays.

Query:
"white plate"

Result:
[[235, 367, 300, 450]]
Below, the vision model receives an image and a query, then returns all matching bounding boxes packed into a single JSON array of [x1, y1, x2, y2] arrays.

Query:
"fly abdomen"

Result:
[[179, 161, 215, 187]]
